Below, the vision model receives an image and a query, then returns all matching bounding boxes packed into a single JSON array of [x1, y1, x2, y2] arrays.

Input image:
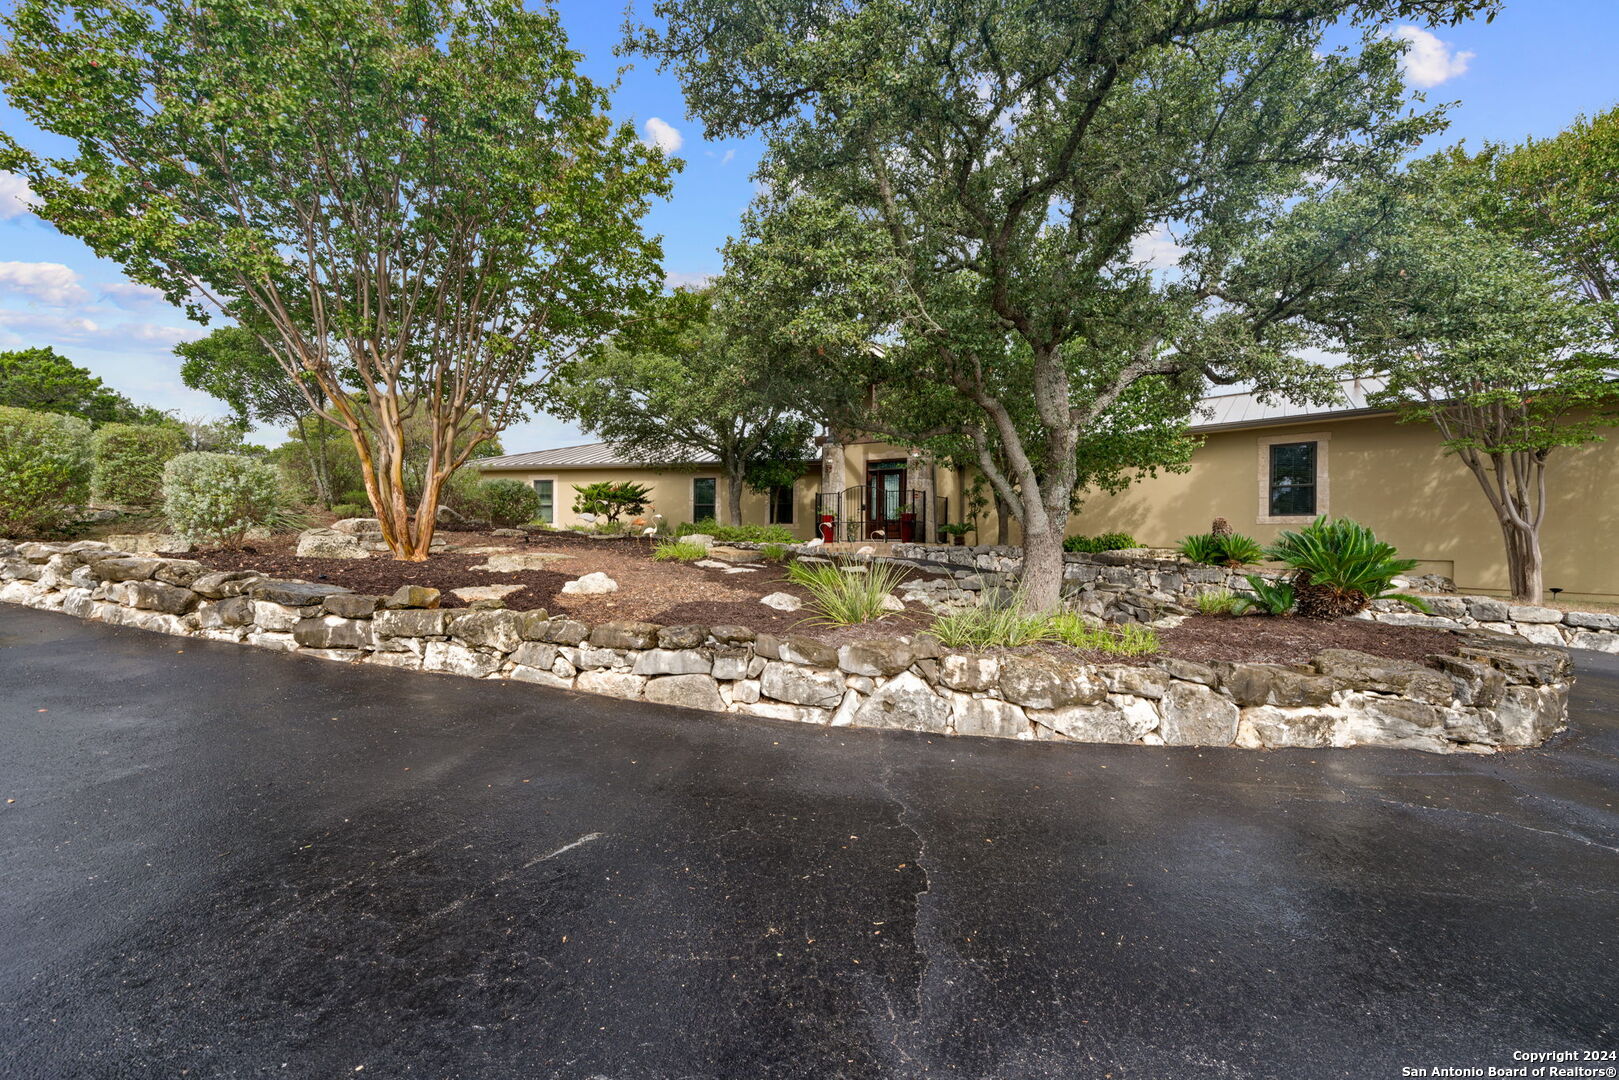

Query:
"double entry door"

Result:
[[865, 462, 911, 540]]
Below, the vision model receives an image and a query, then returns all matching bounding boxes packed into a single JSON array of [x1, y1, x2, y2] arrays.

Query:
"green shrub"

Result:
[[1179, 531, 1264, 567], [1048, 614, 1159, 656], [1063, 532, 1138, 554], [91, 423, 185, 508], [338, 489, 370, 506], [676, 518, 794, 543], [929, 595, 1056, 649], [653, 539, 708, 562], [1233, 575, 1296, 616], [1193, 587, 1242, 615], [759, 543, 790, 562], [784, 558, 911, 626], [572, 480, 652, 523], [0, 406, 92, 537], [162, 452, 286, 548], [1265, 516, 1433, 619], [330, 502, 370, 519], [478, 478, 541, 528]]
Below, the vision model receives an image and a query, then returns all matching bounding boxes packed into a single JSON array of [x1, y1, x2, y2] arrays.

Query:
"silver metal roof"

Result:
[[479, 379, 1393, 469], [474, 441, 721, 470], [1190, 377, 1390, 432]]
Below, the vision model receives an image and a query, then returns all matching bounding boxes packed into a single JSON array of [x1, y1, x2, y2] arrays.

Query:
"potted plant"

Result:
[[938, 522, 972, 546]]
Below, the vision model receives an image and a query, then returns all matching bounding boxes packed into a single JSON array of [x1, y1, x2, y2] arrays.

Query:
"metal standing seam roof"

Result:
[[473, 441, 722, 470], [476, 379, 1394, 468]]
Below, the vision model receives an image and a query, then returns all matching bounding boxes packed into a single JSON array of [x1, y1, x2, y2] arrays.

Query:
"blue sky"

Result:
[[1, 0, 1616, 452]]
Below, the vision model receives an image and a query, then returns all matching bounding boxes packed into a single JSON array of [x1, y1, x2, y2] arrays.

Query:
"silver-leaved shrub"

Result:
[[162, 452, 283, 548]]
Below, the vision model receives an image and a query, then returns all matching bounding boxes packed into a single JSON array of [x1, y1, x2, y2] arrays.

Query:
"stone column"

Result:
[[819, 431, 845, 540], [906, 450, 935, 543]]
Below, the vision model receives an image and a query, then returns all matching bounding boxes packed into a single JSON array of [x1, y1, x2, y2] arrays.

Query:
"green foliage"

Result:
[[1063, 533, 1138, 554], [759, 543, 790, 561], [1233, 575, 1297, 616], [572, 481, 653, 523], [783, 558, 912, 626], [1, 0, 675, 558], [1179, 532, 1264, 567], [652, 540, 708, 562], [928, 598, 1056, 649], [162, 452, 286, 548], [1265, 517, 1434, 618], [91, 423, 186, 508], [937, 522, 973, 540], [547, 285, 815, 514], [329, 503, 369, 519], [1194, 588, 1242, 616], [0, 406, 92, 537], [1048, 615, 1160, 656], [0, 347, 154, 425], [676, 518, 794, 543], [478, 479, 542, 529], [645, 0, 1480, 611]]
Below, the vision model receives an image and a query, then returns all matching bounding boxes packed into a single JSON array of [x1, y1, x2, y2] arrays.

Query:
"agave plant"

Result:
[[1264, 517, 1434, 619]]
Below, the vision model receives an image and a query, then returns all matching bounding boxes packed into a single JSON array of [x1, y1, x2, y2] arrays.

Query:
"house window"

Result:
[[769, 484, 794, 525], [1268, 442, 1317, 516], [531, 479, 554, 524], [692, 477, 717, 522]]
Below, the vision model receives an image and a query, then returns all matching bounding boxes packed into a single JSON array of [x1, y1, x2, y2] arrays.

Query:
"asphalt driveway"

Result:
[[1, 604, 1615, 1079]]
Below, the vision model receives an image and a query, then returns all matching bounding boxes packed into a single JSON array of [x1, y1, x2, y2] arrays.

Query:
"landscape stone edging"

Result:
[[0, 539, 1574, 755], [847, 542, 1619, 651]]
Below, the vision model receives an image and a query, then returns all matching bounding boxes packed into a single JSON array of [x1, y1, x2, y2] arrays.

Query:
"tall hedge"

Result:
[[0, 405, 93, 537], [91, 422, 185, 508]]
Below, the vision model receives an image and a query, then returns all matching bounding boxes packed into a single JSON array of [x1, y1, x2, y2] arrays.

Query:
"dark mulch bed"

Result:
[[169, 531, 1463, 663], [1148, 614, 1457, 667]]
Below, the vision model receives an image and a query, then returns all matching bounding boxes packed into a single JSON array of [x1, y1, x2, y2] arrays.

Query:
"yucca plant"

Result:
[[1264, 516, 1434, 619], [784, 557, 912, 625], [1233, 574, 1295, 616]]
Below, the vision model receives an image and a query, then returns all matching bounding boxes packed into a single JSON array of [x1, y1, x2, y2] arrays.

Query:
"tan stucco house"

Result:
[[474, 379, 1619, 602]]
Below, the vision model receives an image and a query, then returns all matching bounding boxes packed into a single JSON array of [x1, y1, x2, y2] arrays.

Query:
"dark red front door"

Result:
[[866, 464, 908, 540]]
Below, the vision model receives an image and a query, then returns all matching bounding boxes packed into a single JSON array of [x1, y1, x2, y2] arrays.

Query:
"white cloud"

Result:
[[99, 281, 170, 307], [0, 309, 101, 339], [663, 269, 713, 290], [1393, 25, 1474, 88], [643, 117, 684, 155], [0, 261, 90, 305], [720, 149, 736, 166], [1129, 225, 1186, 270], [0, 172, 39, 220]]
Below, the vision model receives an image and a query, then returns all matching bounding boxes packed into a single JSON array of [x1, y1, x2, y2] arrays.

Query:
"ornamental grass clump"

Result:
[[1193, 587, 1242, 615], [1047, 614, 1159, 656], [928, 594, 1056, 649], [652, 539, 708, 562], [1265, 516, 1434, 619], [784, 557, 911, 626], [162, 452, 289, 548]]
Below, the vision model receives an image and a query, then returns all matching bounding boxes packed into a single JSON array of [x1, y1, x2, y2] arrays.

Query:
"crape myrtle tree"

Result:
[[639, 0, 1498, 612], [547, 284, 816, 526], [1299, 150, 1616, 604], [0, 0, 675, 560]]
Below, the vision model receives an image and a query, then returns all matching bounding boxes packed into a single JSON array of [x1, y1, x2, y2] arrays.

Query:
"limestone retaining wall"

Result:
[[1, 539, 1575, 755]]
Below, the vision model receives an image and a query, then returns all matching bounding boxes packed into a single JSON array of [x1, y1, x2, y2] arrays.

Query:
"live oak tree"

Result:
[[547, 285, 815, 527], [1312, 151, 1617, 604], [637, 0, 1498, 611], [0, 346, 156, 425], [0, 0, 674, 560]]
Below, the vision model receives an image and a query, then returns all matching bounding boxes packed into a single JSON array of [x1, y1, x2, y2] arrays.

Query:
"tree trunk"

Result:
[[726, 467, 745, 527], [1501, 518, 1544, 604], [1021, 521, 1066, 614], [294, 424, 329, 508]]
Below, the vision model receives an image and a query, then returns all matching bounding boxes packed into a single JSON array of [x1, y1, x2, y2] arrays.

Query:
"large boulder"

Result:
[[759, 661, 845, 709], [1158, 681, 1239, 746], [997, 653, 1105, 710], [1311, 649, 1453, 705], [295, 527, 370, 560], [1030, 702, 1151, 743], [950, 695, 1028, 739], [851, 671, 951, 733], [561, 572, 618, 596], [837, 639, 914, 677], [251, 580, 350, 606], [644, 674, 725, 712]]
